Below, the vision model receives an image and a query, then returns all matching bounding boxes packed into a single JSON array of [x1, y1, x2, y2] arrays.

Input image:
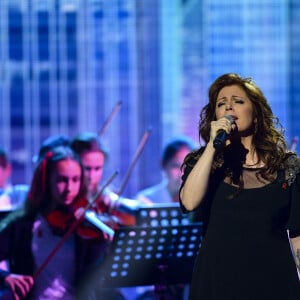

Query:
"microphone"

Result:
[[213, 115, 235, 149]]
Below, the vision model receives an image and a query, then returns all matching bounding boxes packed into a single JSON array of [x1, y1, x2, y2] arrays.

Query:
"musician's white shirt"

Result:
[[31, 215, 75, 300]]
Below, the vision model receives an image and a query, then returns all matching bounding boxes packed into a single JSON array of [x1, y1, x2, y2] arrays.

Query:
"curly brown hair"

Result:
[[185, 73, 288, 183]]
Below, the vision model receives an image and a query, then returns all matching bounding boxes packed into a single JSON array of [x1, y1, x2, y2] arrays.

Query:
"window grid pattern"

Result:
[[0, 0, 299, 191]]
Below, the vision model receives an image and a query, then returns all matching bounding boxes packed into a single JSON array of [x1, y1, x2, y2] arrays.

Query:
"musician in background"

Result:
[[0, 136, 70, 272], [0, 146, 29, 212], [71, 131, 137, 228], [0, 146, 111, 300], [128, 136, 196, 300], [136, 135, 197, 204], [1, 133, 70, 214], [71, 131, 135, 300], [71, 132, 109, 200], [0, 146, 29, 273]]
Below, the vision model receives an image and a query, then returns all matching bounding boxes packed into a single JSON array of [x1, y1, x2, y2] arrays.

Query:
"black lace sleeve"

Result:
[[284, 154, 300, 186], [285, 155, 300, 232]]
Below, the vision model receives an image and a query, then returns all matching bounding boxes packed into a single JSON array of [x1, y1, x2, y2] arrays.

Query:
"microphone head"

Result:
[[224, 115, 236, 124]]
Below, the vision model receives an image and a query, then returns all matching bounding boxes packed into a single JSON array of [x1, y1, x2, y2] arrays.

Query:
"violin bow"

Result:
[[116, 127, 152, 196], [85, 129, 151, 229], [98, 101, 122, 137], [33, 170, 118, 280]]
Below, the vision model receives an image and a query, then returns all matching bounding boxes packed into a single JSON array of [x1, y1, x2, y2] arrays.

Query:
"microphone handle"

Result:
[[213, 130, 227, 149]]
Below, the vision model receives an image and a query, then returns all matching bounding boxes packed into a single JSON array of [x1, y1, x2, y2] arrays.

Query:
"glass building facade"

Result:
[[0, 0, 299, 196]]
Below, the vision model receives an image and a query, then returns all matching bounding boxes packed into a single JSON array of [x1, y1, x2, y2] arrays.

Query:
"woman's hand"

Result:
[[4, 273, 34, 300], [210, 115, 236, 143]]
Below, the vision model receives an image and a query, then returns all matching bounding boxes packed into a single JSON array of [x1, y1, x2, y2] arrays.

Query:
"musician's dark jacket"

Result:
[[0, 209, 110, 298]]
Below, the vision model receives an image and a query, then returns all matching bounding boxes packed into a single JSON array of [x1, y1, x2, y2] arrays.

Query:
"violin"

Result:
[[46, 198, 110, 240], [34, 171, 119, 280], [46, 197, 129, 240], [45, 169, 120, 240], [89, 190, 138, 226], [46, 189, 138, 239], [109, 196, 139, 226]]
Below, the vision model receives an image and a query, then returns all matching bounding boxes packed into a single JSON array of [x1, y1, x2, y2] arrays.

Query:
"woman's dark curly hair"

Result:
[[185, 73, 288, 183]]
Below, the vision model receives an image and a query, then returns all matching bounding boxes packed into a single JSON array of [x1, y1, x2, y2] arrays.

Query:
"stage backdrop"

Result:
[[0, 0, 299, 197]]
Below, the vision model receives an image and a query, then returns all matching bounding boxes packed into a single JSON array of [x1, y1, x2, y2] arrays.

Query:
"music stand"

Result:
[[99, 223, 203, 290], [136, 203, 193, 227]]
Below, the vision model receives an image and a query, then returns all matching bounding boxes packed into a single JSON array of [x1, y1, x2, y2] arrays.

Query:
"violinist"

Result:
[[71, 131, 137, 228], [71, 132, 109, 203], [136, 135, 197, 204], [0, 146, 110, 300]]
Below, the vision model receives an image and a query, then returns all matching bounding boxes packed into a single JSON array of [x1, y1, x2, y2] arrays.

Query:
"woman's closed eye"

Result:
[[233, 99, 244, 104], [217, 99, 244, 107]]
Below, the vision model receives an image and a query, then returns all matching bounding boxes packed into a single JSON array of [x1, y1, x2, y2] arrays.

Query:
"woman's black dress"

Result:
[[182, 165, 300, 300]]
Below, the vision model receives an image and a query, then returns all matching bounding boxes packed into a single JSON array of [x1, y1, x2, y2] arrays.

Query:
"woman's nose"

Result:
[[225, 102, 232, 110]]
